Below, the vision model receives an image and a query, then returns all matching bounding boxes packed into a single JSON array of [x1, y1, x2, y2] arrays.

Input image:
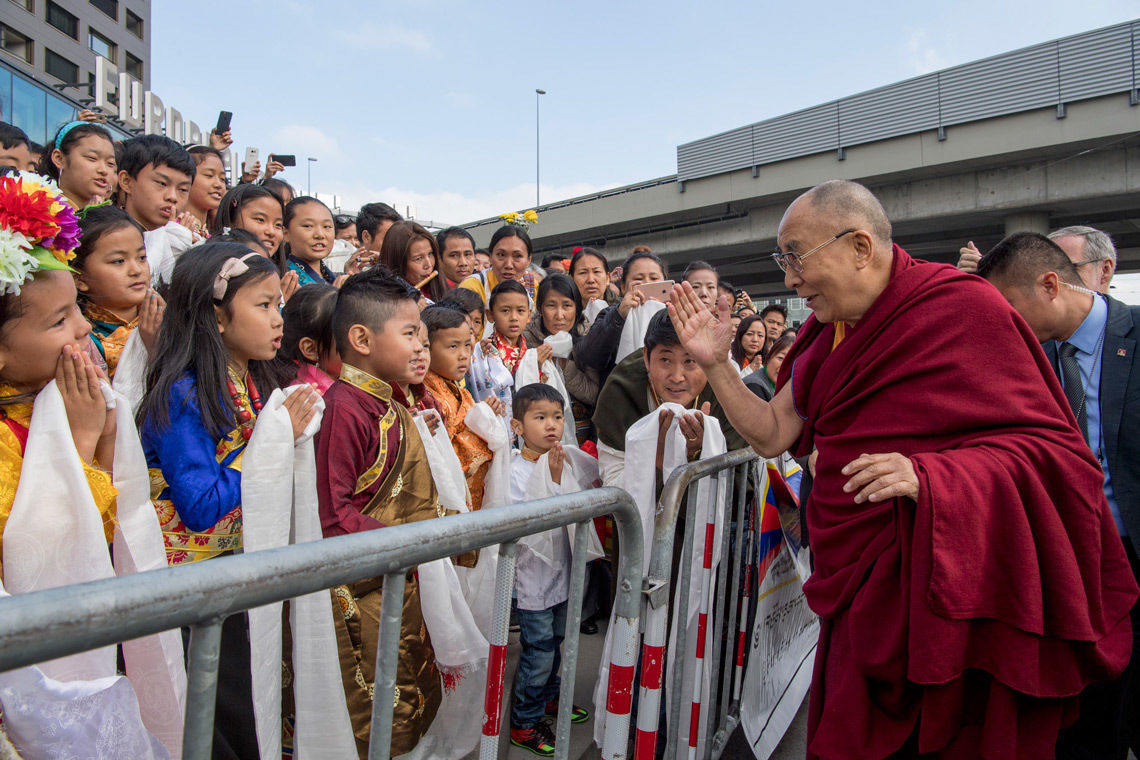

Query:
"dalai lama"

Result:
[[667, 180, 1137, 759]]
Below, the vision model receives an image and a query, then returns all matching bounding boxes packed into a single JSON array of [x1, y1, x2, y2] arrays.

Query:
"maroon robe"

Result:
[[317, 365, 402, 537], [777, 246, 1137, 759]]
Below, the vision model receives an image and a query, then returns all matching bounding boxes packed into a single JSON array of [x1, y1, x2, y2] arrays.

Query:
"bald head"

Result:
[[801, 180, 892, 248], [776, 180, 895, 325]]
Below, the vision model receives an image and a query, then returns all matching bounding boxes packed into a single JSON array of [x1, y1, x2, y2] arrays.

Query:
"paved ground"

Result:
[[466, 616, 809, 760]]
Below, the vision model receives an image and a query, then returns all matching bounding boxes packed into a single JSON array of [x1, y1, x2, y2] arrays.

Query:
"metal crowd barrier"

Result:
[[0, 487, 644, 760], [633, 448, 763, 760]]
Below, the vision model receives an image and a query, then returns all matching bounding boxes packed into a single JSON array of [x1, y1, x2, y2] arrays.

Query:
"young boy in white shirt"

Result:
[[508, 383, 591, 756]]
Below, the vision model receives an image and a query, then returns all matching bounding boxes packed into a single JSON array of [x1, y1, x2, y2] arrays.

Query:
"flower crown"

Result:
[[498, 208, 538, 232], [0, 172, 81, 295]]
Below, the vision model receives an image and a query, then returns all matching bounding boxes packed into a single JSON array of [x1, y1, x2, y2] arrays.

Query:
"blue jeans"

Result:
[[511, 601, 567, 728]]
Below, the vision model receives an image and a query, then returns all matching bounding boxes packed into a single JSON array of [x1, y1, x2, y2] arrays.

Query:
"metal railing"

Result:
[[633, 448, 763, 760], [0, 487, 645, 760]]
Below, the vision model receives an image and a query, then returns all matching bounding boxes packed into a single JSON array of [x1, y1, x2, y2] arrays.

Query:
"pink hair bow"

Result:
[[213, 253, 260, 300]]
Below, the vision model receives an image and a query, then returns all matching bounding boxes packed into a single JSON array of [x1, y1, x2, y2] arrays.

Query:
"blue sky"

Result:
[[151, 1, 1138, 226]]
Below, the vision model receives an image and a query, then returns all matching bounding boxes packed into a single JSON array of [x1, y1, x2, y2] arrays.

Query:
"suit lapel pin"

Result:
[[1118, 348, 1128, 357]]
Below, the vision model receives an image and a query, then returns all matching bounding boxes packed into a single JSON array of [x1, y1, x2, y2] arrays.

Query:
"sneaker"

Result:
[[544, 699, 590, 723], [510, 720, 556, 757]]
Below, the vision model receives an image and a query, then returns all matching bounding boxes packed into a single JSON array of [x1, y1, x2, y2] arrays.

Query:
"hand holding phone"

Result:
[[270, 154, 296, 167], [215, 110, 233, 134], [634, 279, 675, 303]]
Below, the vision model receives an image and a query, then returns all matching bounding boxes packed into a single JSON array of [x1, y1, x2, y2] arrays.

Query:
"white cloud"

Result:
[[336, 23, 433, 54], [321, 180, 612, 227], [906, 30, 951, 75], [267, 125, 344, 162]]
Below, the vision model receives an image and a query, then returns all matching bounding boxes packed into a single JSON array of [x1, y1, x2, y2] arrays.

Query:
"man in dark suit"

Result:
[[979, 232, 1139, 760]]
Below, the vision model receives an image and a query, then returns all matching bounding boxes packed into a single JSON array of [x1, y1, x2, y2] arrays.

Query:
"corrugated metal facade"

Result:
[[677, 19, 1139, 182]]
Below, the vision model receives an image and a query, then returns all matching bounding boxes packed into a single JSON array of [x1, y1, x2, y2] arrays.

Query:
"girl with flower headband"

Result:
[[73, 204, 164, 378], [0, 172, 186, 757], [38, 120, 116, 211], [137, 240, 320, 754]]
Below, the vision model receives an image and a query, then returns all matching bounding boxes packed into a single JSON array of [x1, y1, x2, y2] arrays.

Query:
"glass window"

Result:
[[0, 24, 34, 64], [8, 0, 34, 12], [45, 1, 78, 39], [45, 94, 75, 143], [0, 69, 11, 124], [44, 48, 77, 83], [125, 51, 142, 79], [88, 29, 115, 62], [11, 75, 46, 144], [89, 0, 117, 20], [126, 9, 143, 39]]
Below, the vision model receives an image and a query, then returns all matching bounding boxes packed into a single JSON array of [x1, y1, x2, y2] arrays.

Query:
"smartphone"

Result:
[[271, 154, 296, 167], [734, 289, 747, 299], [635, 279, 675, 303], [215, 110, 232, 134], [244, 147, 259, 169]]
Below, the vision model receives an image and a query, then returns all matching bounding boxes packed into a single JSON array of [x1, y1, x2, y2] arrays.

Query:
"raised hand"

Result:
[[668, 281, 733, 369], [678, 401, 711, 460], [957, 241, 981, 273], [344, 247, 377, 275], [283, 385, 320, 441], [209, 129, 233, 151], [548, 442, 564, 485], [58, 345, 108, 465], [484, 395, 504, 416], [241, 161, 261, 184], [535, 342, 554, 365], [137, 289, 165, 355], [281, 270, 300, 304], [263, 160, 285, 180], [617, 286, 645, 319]]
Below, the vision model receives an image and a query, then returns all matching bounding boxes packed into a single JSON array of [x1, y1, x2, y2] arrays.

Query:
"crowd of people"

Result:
[[0, 114, 1136, 760]]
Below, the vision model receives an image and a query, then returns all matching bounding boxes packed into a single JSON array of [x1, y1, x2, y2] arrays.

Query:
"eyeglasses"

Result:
[[1070, 257, 1103, 267], [770, 228, 857, 273]]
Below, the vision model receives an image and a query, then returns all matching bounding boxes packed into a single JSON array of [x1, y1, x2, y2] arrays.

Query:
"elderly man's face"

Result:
[[777, 200, 862, 324], [1052, 234, 1113, 294]]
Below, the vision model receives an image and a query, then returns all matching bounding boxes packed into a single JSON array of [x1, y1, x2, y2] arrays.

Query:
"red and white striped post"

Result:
[[481, 541, 518, 760], [734, 497, 757, 702], [687, 516, 717, 759], [601, 613, 640, 759], [632, 599, 669, 760]]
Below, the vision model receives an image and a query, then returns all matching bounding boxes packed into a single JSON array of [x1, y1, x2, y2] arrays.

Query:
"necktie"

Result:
[[1059, 342, 1088, 442]]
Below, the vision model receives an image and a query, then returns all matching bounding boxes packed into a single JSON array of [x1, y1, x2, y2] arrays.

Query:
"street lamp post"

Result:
[[535, 89, 546, 208], [307, 157, 318, 196]]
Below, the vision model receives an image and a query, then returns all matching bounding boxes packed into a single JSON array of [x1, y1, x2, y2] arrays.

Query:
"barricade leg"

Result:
[[601, 495, 646, 760], [707, 468, 740, 751], [553, 522, 591, 759], [734, 463, 760, 704], [481, 540, 519, 760], [708, 464, 750, 754], [667, 486, 700, 760], [633, 594, 668, 760], [686, 475, 720, 760], [367, 571, 407, 760], [182, 616, 225, 760], [725, 462, 751, 708]]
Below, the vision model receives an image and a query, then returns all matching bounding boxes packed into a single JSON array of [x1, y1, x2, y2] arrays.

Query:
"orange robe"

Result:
[[422, 372, 493, 510]]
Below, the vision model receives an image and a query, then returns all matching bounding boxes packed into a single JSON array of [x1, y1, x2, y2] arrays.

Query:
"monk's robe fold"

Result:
[[777, 245, 1137, 759]]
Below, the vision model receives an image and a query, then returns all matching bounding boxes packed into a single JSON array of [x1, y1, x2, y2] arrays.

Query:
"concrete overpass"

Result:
[[464, 20, 1140, 298]]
